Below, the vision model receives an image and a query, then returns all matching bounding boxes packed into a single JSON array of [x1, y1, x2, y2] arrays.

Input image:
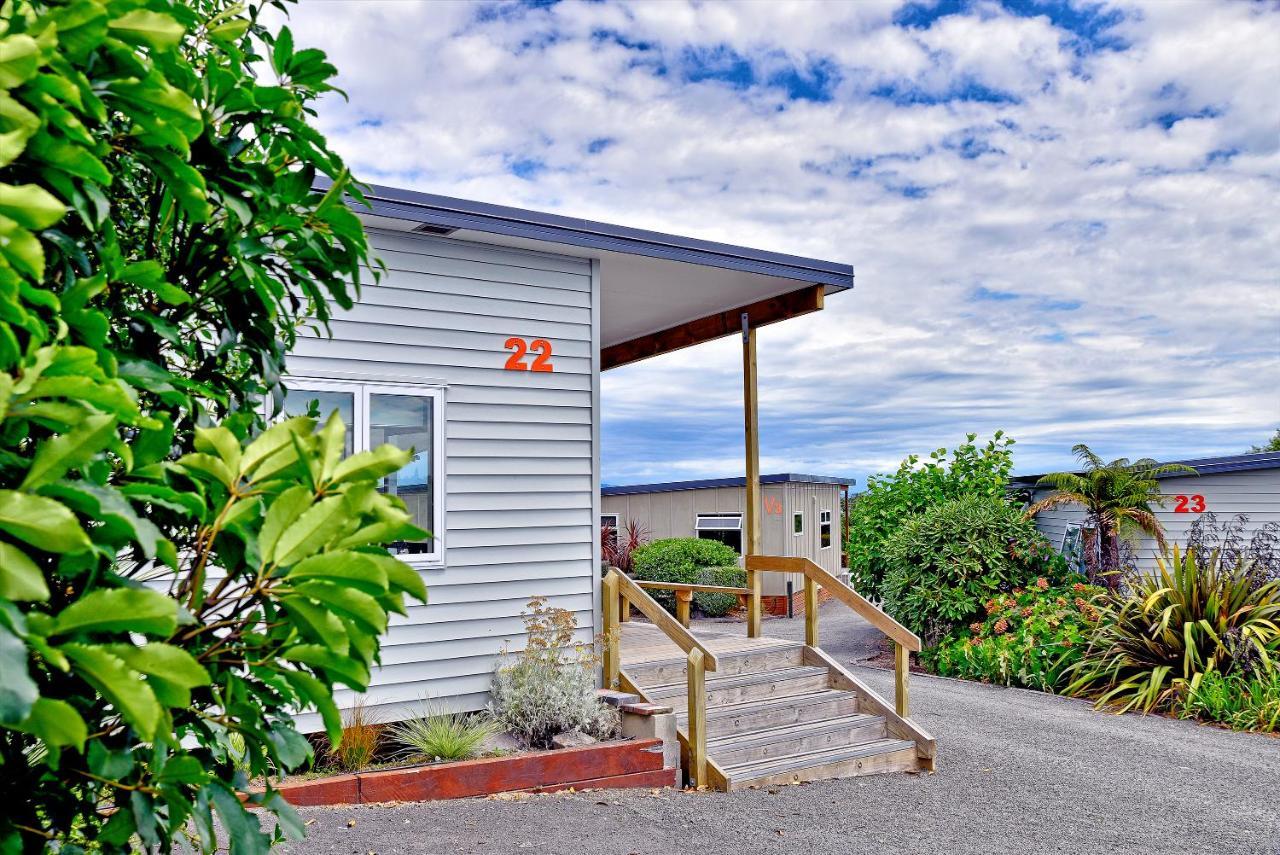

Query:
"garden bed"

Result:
[[274, 738, 675, 806]]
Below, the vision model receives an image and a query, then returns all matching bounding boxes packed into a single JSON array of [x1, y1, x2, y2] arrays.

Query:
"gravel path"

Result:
[[279, 604, 1280, 855]]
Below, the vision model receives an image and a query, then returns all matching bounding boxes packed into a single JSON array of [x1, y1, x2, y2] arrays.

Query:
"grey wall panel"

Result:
[[285, 228, 598, 721], [1028, 469, 1280, 575]]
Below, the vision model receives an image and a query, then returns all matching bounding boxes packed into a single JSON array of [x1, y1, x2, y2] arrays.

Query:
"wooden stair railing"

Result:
[[602, 568, 721, 787], [744, 556, 921, 717], [628, 579, 751, 628]]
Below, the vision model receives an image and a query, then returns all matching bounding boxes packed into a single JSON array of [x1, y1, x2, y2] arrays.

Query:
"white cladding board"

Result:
[[286, 229, 599, 723], [1029, 468, 1280, 575]]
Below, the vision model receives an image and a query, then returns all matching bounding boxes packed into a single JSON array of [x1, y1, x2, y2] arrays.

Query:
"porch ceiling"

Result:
[[348, 183, 853, 369]]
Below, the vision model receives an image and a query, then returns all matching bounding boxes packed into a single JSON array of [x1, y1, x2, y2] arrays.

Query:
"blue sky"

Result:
[[283, 0, 1279, 489]]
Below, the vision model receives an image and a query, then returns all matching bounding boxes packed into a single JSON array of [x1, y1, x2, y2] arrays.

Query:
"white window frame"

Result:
[[284, 377, 447, 567], [793, 511, 804, 536], [819, 509, 833, 550]]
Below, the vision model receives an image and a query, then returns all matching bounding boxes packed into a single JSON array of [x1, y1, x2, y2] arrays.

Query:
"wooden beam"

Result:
[[743, 317, 763, 639], [601, 284, 824, 371]]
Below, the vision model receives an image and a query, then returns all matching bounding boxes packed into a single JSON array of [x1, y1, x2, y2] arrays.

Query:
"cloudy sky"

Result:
[[282, 0, 1279, 488]]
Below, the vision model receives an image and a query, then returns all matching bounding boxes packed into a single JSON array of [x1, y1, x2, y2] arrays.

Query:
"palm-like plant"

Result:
[[1026, 444, 1195, 587]]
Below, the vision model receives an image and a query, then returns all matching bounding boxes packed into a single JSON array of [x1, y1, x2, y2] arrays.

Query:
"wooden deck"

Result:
[[620, 621, 795, 667]]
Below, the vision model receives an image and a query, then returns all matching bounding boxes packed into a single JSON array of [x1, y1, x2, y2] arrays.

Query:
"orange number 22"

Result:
[[504, 337, 554, 372]]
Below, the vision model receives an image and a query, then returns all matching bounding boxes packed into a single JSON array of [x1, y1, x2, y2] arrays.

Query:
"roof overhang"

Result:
[[1012, 451, 1280, 485], [340, 182, 853, 370]]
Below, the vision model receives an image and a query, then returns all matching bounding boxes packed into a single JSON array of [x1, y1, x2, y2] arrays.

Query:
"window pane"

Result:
[[281, 389, 354, 456], [697, 529, 742, 554], [793, 512, 803, 535], [370, 393, 435, 555]]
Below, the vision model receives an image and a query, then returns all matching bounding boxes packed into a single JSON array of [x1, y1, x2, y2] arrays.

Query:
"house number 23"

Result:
[[1173, 495, 1206, 513], [503, 337, 554, 372]]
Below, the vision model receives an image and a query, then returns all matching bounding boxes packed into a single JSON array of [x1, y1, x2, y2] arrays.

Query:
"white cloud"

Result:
[[278, 0, 1280, 484]]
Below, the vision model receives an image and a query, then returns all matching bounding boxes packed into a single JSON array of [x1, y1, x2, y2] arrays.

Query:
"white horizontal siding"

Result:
[[1029, 468, 1280, 575], [287, 229, 598, 729]]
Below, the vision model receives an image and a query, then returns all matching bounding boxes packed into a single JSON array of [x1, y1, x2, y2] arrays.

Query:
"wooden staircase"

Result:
[[603, 558, 936, 791]]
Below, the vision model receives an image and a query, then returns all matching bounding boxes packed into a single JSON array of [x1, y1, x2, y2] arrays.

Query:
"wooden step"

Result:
[[679, 689, 861, 739], [648, 666, 830, 708], [722, 738, 919, 790], [625, 642, 804, 685], [706, 714, 887, 767]]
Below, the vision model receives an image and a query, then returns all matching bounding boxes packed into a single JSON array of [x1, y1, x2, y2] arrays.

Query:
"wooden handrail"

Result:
[[631, 581, 752, 596], [744, 556, 921, 651], [602, 568, 717, 787], [606, 569, 720, 671], [744, 555, 920, 717]]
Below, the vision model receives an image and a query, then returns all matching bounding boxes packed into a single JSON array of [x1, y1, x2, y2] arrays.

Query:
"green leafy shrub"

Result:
[[387, 707, 499, 763], [1178, 669, 1280, 733], [0, 1, 421, 851], [490, 598, 619, 749], [1066, 547, 1280, 713], [847, 432, 1016, 599], [631, 537, 743, 615], [881, 494, 1067, 643], [922, 580, 1103, 691]]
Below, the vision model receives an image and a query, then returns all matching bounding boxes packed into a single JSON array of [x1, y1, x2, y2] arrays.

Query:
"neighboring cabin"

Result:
[[1016, 451, 1280, 574], [602, 474, 851, 614]]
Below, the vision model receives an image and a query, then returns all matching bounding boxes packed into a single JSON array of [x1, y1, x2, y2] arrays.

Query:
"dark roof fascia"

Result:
[[602, 473, 852, 497], [1011, 451, 1280, 486], [337, 180, 854, 291]]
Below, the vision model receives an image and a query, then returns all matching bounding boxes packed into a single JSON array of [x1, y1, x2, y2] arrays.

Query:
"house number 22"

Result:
[[503, 337, 554, 372]]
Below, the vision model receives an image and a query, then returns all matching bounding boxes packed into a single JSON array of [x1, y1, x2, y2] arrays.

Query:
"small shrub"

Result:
[[1066, 547, 1280, 713], [490, 598, 620, 749], [1179, 669, 1280, 733], [848, 432, 1017, 599], [322, 698, 383, 773], [387, 707, 499, 763], [922, 580, 1104, 692], [631, 538, 742, 613], [881, 494, 1067, 644]]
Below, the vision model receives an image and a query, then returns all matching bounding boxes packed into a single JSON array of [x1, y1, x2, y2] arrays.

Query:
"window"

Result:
[[695, 513, 742, 554], [793, 511, 804, 536], [282, 379, 445, 564], [819, 509, 832, 550], [601, 514, 619, 553]]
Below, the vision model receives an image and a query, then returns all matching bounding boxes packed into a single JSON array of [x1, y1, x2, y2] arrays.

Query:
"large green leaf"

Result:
[[0, 622, 37, 725], [365, 552, 428, 603], [286, 551, 387, 594], [12, 697, 88, 751], [104, 642, 210, 708], [53, 587, 180, 637], [241, 418, 309, 480], [329, 444, 411, 485], [272, 494, 346, 566], [287, 580, 386, 635], [283, 643, 370, 690], [0, 540, 49, 601], [107, 9, 186, 51], [19, 412, 116, 490], [258, 485, 312, 565], [61, 643, 162, 739], [0, 490, 91, 553], [43, 482, 168, 559], [0, 182, 67, 229], [207, 784, 271, 855], [0, 34, 41, 89], [278, 595, 348, 655], [279, 669, 342, 746]]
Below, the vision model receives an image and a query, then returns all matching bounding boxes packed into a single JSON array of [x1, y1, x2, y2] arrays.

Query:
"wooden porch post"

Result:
[[743, 313, 763, 638]]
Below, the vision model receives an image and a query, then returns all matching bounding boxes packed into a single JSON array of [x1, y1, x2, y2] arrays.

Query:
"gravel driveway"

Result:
[[278, 605, 1280, 855]]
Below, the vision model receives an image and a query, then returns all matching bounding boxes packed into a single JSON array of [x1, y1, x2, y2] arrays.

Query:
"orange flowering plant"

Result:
[[922, 577, 1104, 692]]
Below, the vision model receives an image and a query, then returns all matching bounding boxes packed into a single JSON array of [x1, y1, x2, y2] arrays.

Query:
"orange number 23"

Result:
[[504, 337, 554, 372]]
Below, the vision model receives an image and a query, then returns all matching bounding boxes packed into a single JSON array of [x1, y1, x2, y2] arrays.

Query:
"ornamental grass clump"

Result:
[[386, 707, 499, 763], [321, 697, 383, 773], [1065, 547, 1280, 714], [490, 597, 619, 749], [1178, 669, 1280, 733]]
